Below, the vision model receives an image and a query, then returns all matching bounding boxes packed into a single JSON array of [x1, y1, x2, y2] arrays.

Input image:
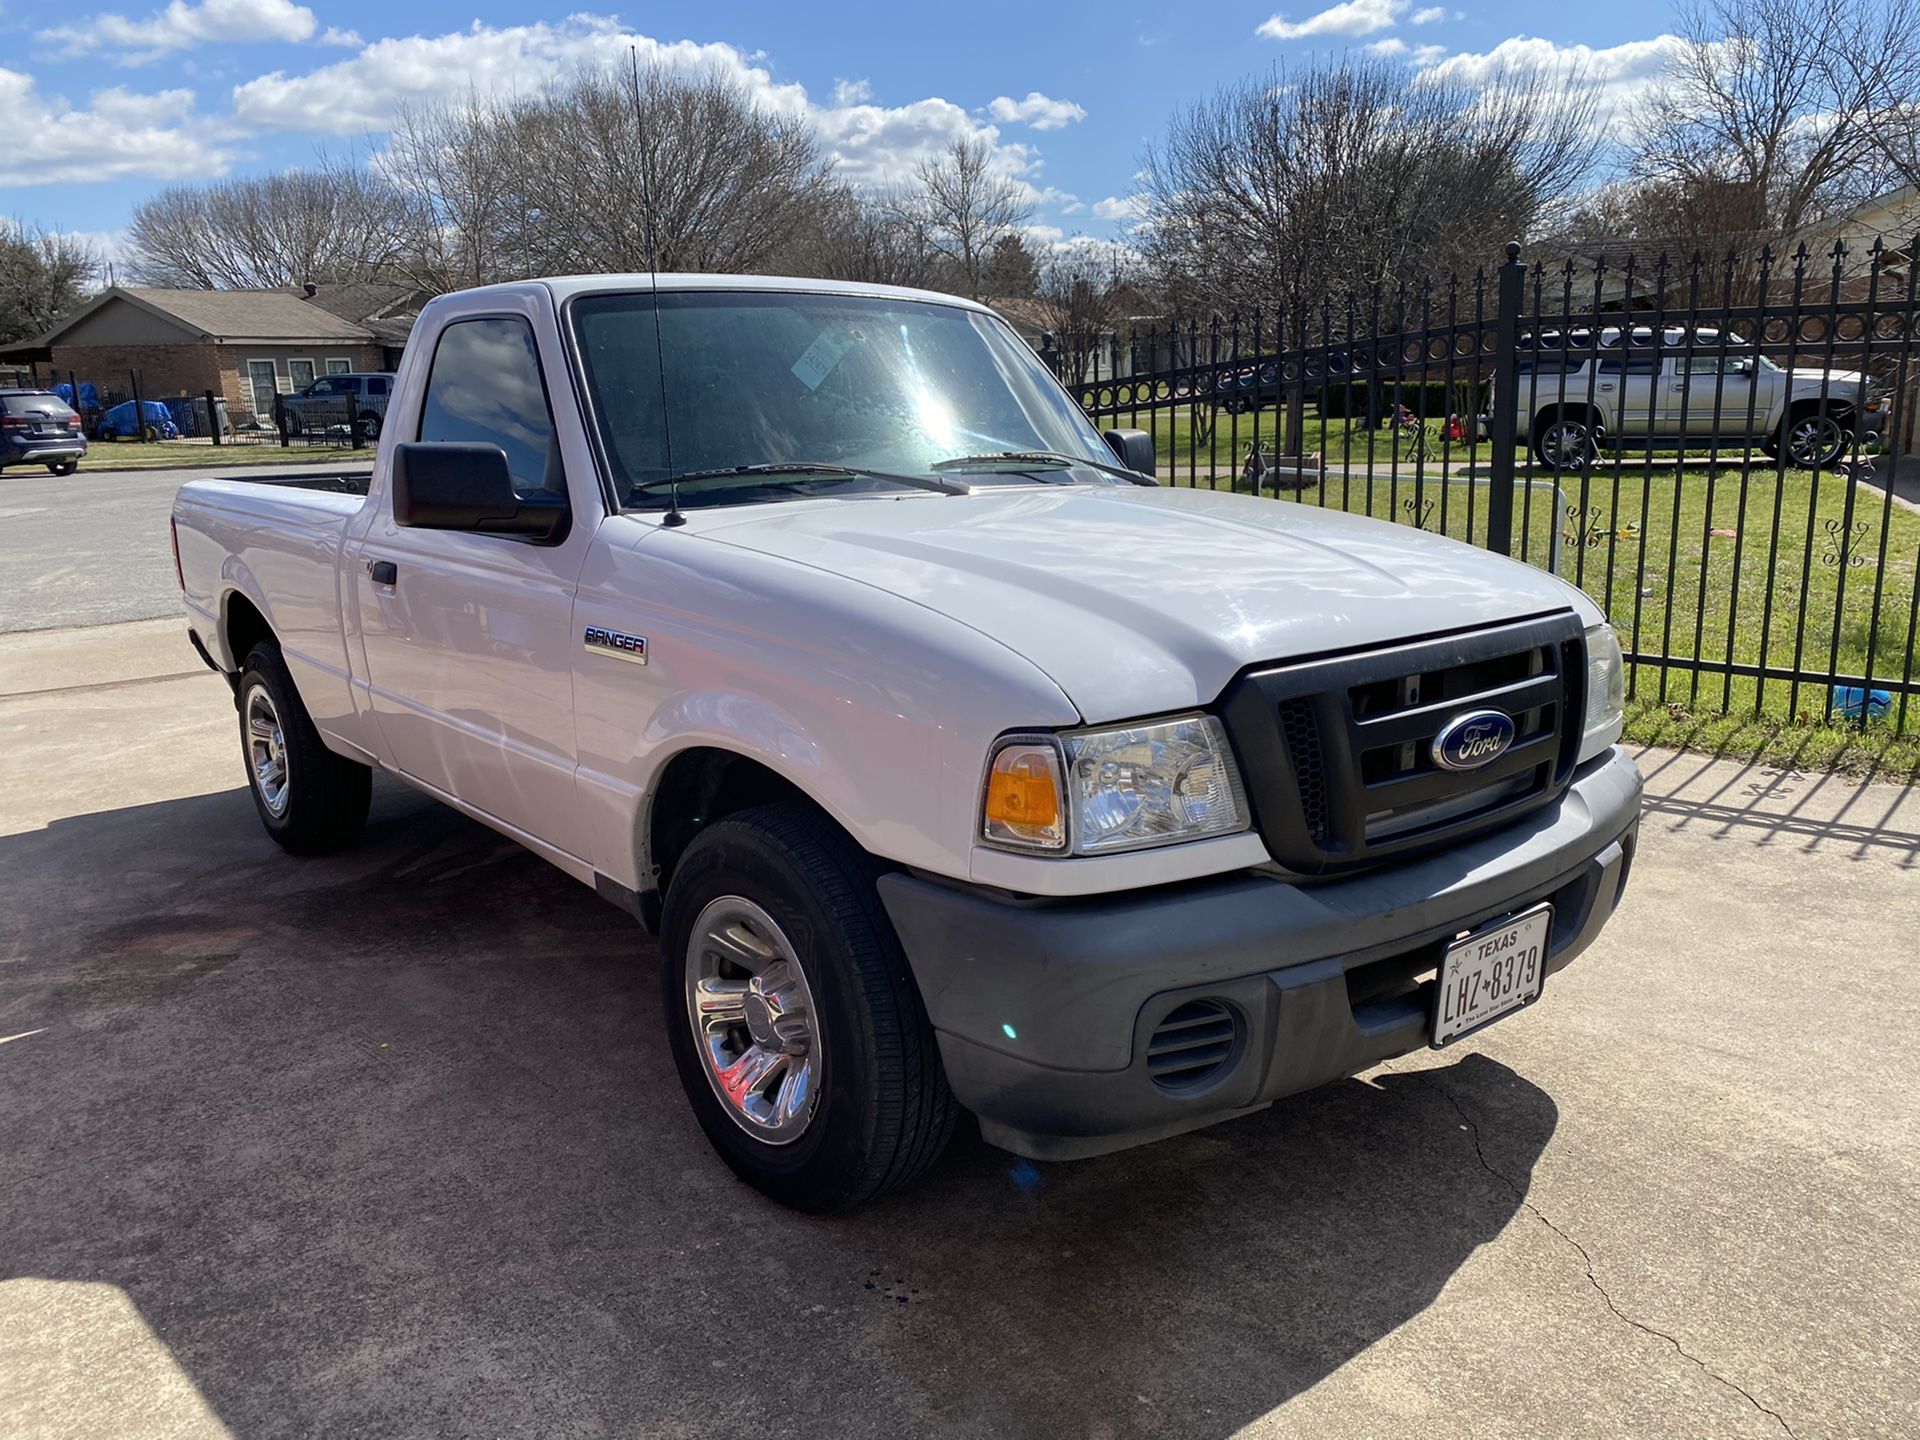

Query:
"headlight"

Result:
[[981, 714, 1251, 855], [1579, 623, 1626, 764]]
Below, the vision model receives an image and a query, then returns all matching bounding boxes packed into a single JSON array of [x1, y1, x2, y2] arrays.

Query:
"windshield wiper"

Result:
[[930, 450, 1156, 486], [631, 462, 966, 497]]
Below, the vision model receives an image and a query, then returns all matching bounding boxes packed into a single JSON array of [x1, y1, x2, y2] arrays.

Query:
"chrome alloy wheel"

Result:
[[685, 895, 824, 1144], [1540, 419, 1596, 470], [244, 683, 291, 817], [1786, 414, 1844, 467]]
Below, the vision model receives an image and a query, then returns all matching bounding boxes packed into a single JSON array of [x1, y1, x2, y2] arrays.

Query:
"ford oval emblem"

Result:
[[1432, 709, 1516, 772]]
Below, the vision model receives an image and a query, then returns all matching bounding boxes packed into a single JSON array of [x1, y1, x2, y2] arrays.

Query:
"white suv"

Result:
[[1517, 326, 1884, 471]]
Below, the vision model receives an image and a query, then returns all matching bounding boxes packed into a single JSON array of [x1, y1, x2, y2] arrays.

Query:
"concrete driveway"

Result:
[[2, 617, 1917, 1438]]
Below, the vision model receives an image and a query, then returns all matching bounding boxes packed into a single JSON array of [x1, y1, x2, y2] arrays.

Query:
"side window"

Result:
[[325, 358, 352, 375], [417, 318, 559, 497], [367, 377, 389, 397]]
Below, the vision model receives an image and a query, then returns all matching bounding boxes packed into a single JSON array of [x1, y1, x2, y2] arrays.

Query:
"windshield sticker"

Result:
[[791, 329, 854, 391]]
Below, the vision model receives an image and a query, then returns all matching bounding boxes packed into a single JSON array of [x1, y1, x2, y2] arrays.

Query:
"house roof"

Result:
[[36, 287, 375, 346], [299, 282, 425, 325]]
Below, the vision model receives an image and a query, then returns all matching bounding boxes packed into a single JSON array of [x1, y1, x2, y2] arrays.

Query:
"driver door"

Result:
[[351, 310, 595, 860]]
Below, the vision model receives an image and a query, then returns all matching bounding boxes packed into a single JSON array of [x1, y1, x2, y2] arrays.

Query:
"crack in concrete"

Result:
[[1431, 1078, 1798, 1440]]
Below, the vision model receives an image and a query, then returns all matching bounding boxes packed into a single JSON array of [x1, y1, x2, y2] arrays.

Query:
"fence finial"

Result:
[[1504, 240, 1521, 262]]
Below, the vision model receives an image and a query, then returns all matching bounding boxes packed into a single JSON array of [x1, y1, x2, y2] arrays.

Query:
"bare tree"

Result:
[[126, 158, 416, 288], [912, 138, 1033, 299], [1634, 0, 1920, 248], [780, 184, 950, 288], [498, 65, 832, 276], [1032, 240, 1138, 388], [386, 92, 523, 291], [1137, 57, 1600, 317], [0, 220, 99, 344]]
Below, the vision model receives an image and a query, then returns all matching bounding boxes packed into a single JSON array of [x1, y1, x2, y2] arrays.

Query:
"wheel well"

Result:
[[223, 592, 273, 669], [1534, 402, 1602, 430], [1784, 396, 1854, 424], [645, 748, 813, 898]]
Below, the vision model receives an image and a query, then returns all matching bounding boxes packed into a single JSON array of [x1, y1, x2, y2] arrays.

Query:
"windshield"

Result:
[[567, 289, 1118, 512]]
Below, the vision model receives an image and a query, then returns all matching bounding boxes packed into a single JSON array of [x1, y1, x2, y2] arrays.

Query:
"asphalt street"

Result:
[[0, 462, 372, 633], [1, 467, 1916, 1439]]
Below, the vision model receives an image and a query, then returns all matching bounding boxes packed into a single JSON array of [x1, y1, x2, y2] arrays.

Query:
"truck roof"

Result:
[[428, 273, 999, 315]]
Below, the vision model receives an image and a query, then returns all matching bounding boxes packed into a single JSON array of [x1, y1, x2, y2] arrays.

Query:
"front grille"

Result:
[[1146, 1000, 1239, 1092], [1277, 697, 1330, 844], [1219, 614, 1586, 874]]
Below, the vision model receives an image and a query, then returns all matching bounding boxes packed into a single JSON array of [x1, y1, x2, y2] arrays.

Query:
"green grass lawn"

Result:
[[69, 439, 376, 471], [1156, 441, 1920, 741]]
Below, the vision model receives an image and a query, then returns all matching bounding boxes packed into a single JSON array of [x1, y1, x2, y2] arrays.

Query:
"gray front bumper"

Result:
[[879, 745, 1641, 1161]]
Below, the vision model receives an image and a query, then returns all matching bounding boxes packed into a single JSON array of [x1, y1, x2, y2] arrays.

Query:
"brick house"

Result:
[[17, 287, 396, 422]]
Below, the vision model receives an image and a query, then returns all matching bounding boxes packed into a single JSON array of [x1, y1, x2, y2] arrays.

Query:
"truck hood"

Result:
[[690, 484, 1593, 722], [1788, 368, 1865, 390]]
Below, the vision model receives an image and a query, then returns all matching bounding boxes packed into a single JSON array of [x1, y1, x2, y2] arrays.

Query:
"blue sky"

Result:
[[0, 0, 1690, 260]]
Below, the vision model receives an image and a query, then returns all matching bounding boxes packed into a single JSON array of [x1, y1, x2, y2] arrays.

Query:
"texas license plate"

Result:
[[1433, 903, 1551, 1046]]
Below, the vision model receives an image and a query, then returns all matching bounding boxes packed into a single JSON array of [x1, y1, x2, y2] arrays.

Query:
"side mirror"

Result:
[[392, 443, 567, 541], [1102, 428, 1157, 479]]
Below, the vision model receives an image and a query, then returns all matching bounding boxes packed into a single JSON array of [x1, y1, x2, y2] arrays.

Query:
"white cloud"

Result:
[[232, 17, 809, 132], [1417, 33, 1685, 116], [1258, 0, 1407, 40], [1411, 42, 1448, 63], [1367, 37, 1408, 55], [0, 68, 233, 184], [1092, 194, 1147, 222], [318, 25, 359, 47], [1411, 6, 1446, 22], [231, 17, 1067, 201], [42, 0, 317, 64], [987, 91, 1087, 131]]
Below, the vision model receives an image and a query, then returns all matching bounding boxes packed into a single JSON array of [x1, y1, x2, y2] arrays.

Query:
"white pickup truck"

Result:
[[172, 274, 1641, 1211]]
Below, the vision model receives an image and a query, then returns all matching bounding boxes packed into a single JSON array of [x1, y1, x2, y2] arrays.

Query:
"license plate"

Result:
[[1433, 903, 1551, 1046]]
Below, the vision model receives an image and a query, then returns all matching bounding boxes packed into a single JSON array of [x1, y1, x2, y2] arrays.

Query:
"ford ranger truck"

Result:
[[171, 275, 1641, 1212]]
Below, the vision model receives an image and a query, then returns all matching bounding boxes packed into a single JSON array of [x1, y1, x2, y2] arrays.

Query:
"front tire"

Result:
[[356, 411, 382, 441], [1770, 410, 1848, 469], [48, 460, 78, 476], [660, 803, 957, 1212], [237, 641, 371, 854]]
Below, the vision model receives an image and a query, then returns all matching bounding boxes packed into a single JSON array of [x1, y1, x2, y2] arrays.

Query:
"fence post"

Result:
[[276, 394, 289, 448], [128, 368, 144, 442], [205, 389, 222, 446], [1484, 240, 1525, 557]]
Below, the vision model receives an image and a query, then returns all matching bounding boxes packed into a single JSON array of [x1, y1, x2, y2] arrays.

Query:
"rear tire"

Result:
[[659, 802, 958, 1212], [237, 640, 371, 855], [1533, 414, 1599, 471], [356, 411, 382, 441], [48, 460, 78, 476]]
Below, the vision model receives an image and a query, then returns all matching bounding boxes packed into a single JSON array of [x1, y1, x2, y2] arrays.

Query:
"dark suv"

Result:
[[0, 390, 87, 475], [278, 372, 394, 440]]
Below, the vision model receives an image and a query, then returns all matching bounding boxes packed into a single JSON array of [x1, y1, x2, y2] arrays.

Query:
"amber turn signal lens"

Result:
[[982, 743, 1066, 850]]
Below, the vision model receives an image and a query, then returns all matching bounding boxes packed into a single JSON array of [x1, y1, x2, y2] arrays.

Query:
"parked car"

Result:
[[171, 274, 1640, 1212], [1515, 325, 1885, 471], [0, 389, 87, 474], [278, 372, 394, 441]]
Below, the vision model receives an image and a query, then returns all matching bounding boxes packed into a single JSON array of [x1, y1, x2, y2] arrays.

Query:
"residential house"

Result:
[[7, 286, 418, 421]]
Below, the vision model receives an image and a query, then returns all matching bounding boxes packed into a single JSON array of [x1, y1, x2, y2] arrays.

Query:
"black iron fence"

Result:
[[1072, 238, 1920, 738]]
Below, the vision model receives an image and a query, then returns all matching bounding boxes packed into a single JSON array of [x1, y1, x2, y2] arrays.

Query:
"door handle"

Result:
[[368, 559, 397, 585]]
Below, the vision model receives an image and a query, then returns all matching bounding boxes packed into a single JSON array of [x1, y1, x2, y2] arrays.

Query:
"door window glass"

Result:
[[417, 318, 560, 497], [288, 359, 316, 390]]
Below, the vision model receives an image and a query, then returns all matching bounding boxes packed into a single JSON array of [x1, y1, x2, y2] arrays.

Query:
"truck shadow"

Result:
[[0, 781, 1554, 1440]]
